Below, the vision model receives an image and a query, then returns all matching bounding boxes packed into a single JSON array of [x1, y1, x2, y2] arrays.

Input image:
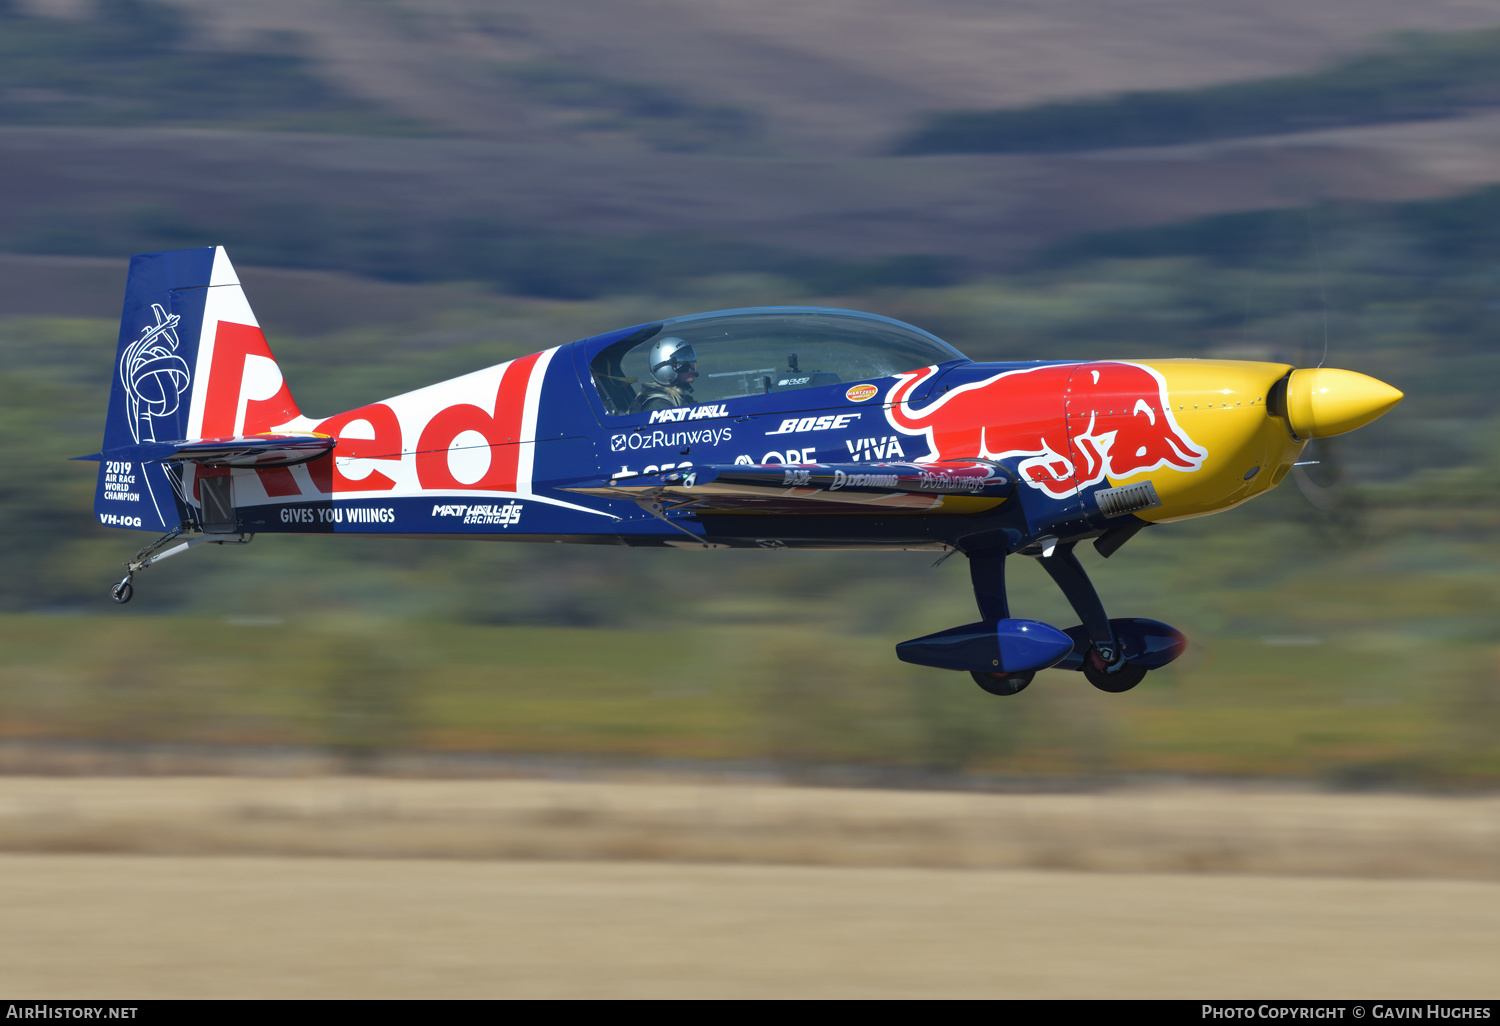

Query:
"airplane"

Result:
[[79, 246, 1403, 696]]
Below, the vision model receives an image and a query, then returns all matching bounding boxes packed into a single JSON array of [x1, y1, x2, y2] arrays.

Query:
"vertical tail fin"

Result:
[[92, 246, 306, 532]]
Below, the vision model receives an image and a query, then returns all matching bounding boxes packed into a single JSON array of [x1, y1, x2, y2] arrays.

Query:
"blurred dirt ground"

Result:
[[0, 855, 1494, 998], [0, 779, 1495, 996], [0, 777, 1494, 878]]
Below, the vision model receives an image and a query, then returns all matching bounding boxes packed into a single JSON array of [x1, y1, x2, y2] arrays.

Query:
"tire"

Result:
[[110, 581, 133, 604], [970, 670, 1033, 696], [1083, 659, 1146, 693]]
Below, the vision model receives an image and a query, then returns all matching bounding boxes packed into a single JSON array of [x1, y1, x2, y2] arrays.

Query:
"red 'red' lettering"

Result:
[[314, 403, 403, 492], [415, 353, 540, 492], [254, 465, 301, 496], [305, 452, 334, 494], [201, 321, 300, 437]]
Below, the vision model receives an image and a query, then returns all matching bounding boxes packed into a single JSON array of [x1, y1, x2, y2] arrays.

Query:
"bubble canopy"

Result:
[[585, 307, 968, 416]]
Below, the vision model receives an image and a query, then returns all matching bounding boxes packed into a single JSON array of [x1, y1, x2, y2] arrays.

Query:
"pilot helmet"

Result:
[[648, 336, 697, 385]]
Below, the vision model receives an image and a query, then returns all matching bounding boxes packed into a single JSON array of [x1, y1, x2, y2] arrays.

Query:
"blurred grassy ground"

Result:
[[3, 607, 1494, 783], [3, 854, 1494, 998], [0, 777, 1492, 879]]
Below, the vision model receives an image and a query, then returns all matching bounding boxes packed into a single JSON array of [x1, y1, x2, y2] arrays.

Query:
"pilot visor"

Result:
[[654, 344, 697, 374]]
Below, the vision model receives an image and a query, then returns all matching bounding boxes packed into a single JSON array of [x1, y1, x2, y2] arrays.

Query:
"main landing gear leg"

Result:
[[109, 529, 253, 604], [1037, 542, 1146, 693], [968, 548, 1009, 622], [966, 549, 1033, 695]]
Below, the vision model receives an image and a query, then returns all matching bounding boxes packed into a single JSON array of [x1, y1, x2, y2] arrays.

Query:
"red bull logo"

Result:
[[886, 362, 1206, 499]]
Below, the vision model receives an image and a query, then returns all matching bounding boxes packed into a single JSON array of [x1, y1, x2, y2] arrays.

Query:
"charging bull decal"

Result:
[[886, 362, 1206, 499]]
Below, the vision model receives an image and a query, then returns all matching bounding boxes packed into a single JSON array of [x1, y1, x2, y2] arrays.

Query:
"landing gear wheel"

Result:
[[1083, 656, 1146, 693], [110, 579, 133, 604], [970, 670, 1033, 696]]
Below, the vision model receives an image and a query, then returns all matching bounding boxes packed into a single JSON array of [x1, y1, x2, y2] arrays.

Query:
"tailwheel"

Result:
[[109, 577, 133, 604], [970, 670, 1033, 696], [1083, 651, 1146, 693]]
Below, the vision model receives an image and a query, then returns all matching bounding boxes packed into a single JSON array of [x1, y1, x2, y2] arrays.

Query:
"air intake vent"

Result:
[[1094, 480, 1160, 518], [198, 474, 239, 534]]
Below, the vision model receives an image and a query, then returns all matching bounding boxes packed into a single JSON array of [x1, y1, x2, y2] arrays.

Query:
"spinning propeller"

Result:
[[1279, 366, 1400, 513], [1291, 439, 1343, 511]]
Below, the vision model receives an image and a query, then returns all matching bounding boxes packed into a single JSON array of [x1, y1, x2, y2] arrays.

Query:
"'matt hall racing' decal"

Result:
[[434, 502, 524, 526]]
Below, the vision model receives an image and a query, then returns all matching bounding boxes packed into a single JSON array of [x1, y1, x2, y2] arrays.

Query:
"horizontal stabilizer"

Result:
[[567, 460, 1014, 513], [76, 433, 334, 469]]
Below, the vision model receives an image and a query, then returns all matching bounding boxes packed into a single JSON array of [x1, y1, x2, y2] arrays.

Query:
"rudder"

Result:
[[90, 246, 306, 532]]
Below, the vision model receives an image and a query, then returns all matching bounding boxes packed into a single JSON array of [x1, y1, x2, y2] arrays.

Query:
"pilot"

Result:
[[630, 336, 698, 413]]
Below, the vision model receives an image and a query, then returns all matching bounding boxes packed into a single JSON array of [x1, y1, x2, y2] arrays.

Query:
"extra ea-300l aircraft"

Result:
[[81, 246, 1403, 695]]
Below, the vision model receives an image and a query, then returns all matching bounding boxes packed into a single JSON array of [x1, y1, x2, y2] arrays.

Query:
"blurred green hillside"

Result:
[[1, 187, 1497, 786]]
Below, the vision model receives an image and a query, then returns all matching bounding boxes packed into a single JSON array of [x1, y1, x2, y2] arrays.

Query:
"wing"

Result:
[[566, 460, 1015, 514]]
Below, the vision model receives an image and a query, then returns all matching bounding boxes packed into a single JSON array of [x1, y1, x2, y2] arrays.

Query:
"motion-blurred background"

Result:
[[1, 0, 1498, 996]]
